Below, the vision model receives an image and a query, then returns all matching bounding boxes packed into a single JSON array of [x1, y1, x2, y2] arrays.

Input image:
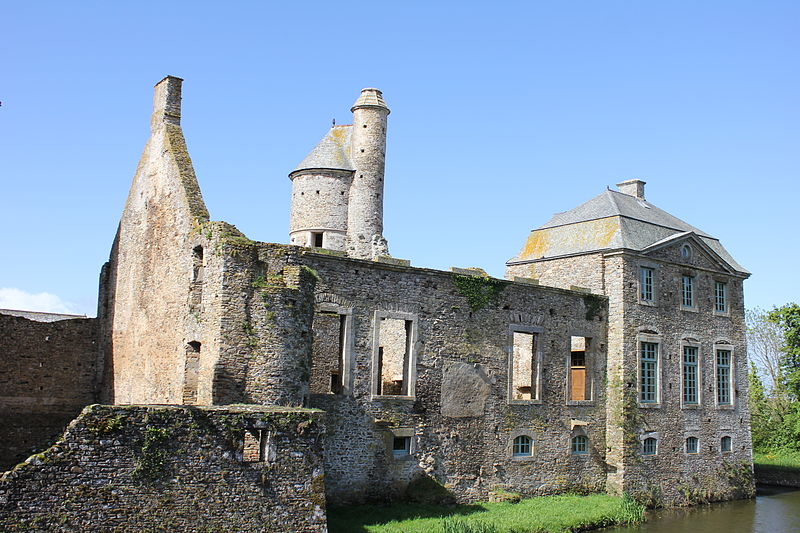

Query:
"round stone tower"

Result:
[[288, 125, 354, 252], [347, 88, 390, 260]]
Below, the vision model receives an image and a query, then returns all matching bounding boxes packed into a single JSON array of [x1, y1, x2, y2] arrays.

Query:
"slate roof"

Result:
[[291, 125, 354, 175], [508, 188, 748, 275], [351, 88, 390, 112], [0, 308, 88, 322]]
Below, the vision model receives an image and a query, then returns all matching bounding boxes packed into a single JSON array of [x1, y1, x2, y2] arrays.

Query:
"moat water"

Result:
[[610, 486, 800, 532]]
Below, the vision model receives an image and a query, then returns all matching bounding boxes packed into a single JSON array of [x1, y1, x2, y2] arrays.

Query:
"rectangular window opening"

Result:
[[682, 275, 694, 308], [715, 281, 728, 313], [312, 232, 324, 248], [182, 341, 201, 405], [311, 311, 348, 395], [640, 342, 658, 404], [512, 331, 538, 400], [682, 346, 698, 405], [640, 267, 654, 302], [716, 349, 732, 405], [570, 336, 590, 401], [392, 436, 411, 457], [377, 318, 413, 396], [243, 429, 262, 462]]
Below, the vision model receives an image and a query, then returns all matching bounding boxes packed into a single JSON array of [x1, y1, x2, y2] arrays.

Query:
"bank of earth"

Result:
[[327, 493, 645, 533]]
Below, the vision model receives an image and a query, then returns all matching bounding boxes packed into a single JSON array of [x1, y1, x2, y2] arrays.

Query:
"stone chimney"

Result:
[[151, 76, 183, 131], [616, 179, 646, 200]]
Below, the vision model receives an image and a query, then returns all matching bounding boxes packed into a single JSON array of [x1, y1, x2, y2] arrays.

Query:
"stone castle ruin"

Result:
[[0, 76, 754, 530]]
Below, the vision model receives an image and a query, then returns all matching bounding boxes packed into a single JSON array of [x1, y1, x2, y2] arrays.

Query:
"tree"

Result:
[[746, 308, 785, 397], [768, 303, 800, 402]]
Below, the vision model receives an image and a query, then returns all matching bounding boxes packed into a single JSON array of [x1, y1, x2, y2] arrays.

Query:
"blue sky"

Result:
[[1, 1, 797, 316]]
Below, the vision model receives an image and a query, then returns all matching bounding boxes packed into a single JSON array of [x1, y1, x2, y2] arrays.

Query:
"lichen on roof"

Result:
[[508, 188, 748, 274], [291, 125, 354, 175]]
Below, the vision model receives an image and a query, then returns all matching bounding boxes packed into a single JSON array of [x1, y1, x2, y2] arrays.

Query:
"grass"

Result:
[[327, 493, 644, 533], [753, 449, 800, 470]]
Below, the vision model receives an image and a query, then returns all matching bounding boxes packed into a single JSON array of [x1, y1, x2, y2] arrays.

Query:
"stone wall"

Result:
[[0, 314, 98, 471], [100, 76, 210, 405], [506, 252, 606, 294], [299, 250, 609, 504], [0, 405, 327, 532], [207, 236, 317, 407], [616, 245, 753, 505], [509, 241, 754, 506]]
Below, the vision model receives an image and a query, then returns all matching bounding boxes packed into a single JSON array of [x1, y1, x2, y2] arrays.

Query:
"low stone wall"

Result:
[[0, 313, 98, 471], [754, 464, 800, 488], [0, 404, 327, 532]]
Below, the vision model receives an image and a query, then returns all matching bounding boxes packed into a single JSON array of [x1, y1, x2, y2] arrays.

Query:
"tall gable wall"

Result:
[[99, 77, 210, 405]]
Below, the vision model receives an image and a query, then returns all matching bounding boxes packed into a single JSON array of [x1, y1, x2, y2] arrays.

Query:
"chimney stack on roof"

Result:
[[616, 179, 646, 200], [151, 76, 183, 131]]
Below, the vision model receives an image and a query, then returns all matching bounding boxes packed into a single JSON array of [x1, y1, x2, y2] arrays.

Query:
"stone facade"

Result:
[[506, 182, 754, 506], [0, 78, 755, 528], [0, 405, 326, 532], [0, 313, 98, 471]]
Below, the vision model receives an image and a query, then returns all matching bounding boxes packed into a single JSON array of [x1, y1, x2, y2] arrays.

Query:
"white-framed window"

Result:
[[571, 435, 589, 455], [642, 437, 658, 456], [372, 310, 418, 399], [682, 345, 699, 406], [686, 436, 699, 454], [681, 244, 693, 260], [681, 275, 695, 308], [568, 335, 593, 403], [512, 435, 533, 457], [640, 341, 659, 404], [508, 325, 543, 403], [715, 347, 734, 406], [721, 435, 732, 453], [714, 281, 728, 314], [640, 266, 654, 303]]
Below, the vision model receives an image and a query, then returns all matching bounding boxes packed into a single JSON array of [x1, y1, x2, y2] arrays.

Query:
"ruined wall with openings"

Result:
[[298, 251, 608, 504], [0, 314, 98, 471], [0, 405, 327, 532]]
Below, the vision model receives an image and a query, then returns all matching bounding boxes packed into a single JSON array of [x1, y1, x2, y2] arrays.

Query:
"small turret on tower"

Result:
[[347, 88, 390, 260]]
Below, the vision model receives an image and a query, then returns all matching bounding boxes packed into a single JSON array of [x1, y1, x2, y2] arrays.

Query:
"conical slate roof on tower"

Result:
[[291, 125, 354, 175]]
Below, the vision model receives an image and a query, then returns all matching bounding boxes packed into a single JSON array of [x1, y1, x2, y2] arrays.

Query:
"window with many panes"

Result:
[[721, 436, 732, 452], [571, 435, 588, 455], [642, 437, 657, 455], [640, 342, 658, 403], [715, 281, 728, 313], [682, 346, 699, 405], [686, 436, 699, 454], [716, 349, 732, 405], [512, 435, 533, 457], [640, 267, 654, 303], [681, 275, 694, 308]]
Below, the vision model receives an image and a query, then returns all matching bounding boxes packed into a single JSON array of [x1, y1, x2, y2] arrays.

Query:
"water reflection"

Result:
[[610, 486, 800, 532]]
